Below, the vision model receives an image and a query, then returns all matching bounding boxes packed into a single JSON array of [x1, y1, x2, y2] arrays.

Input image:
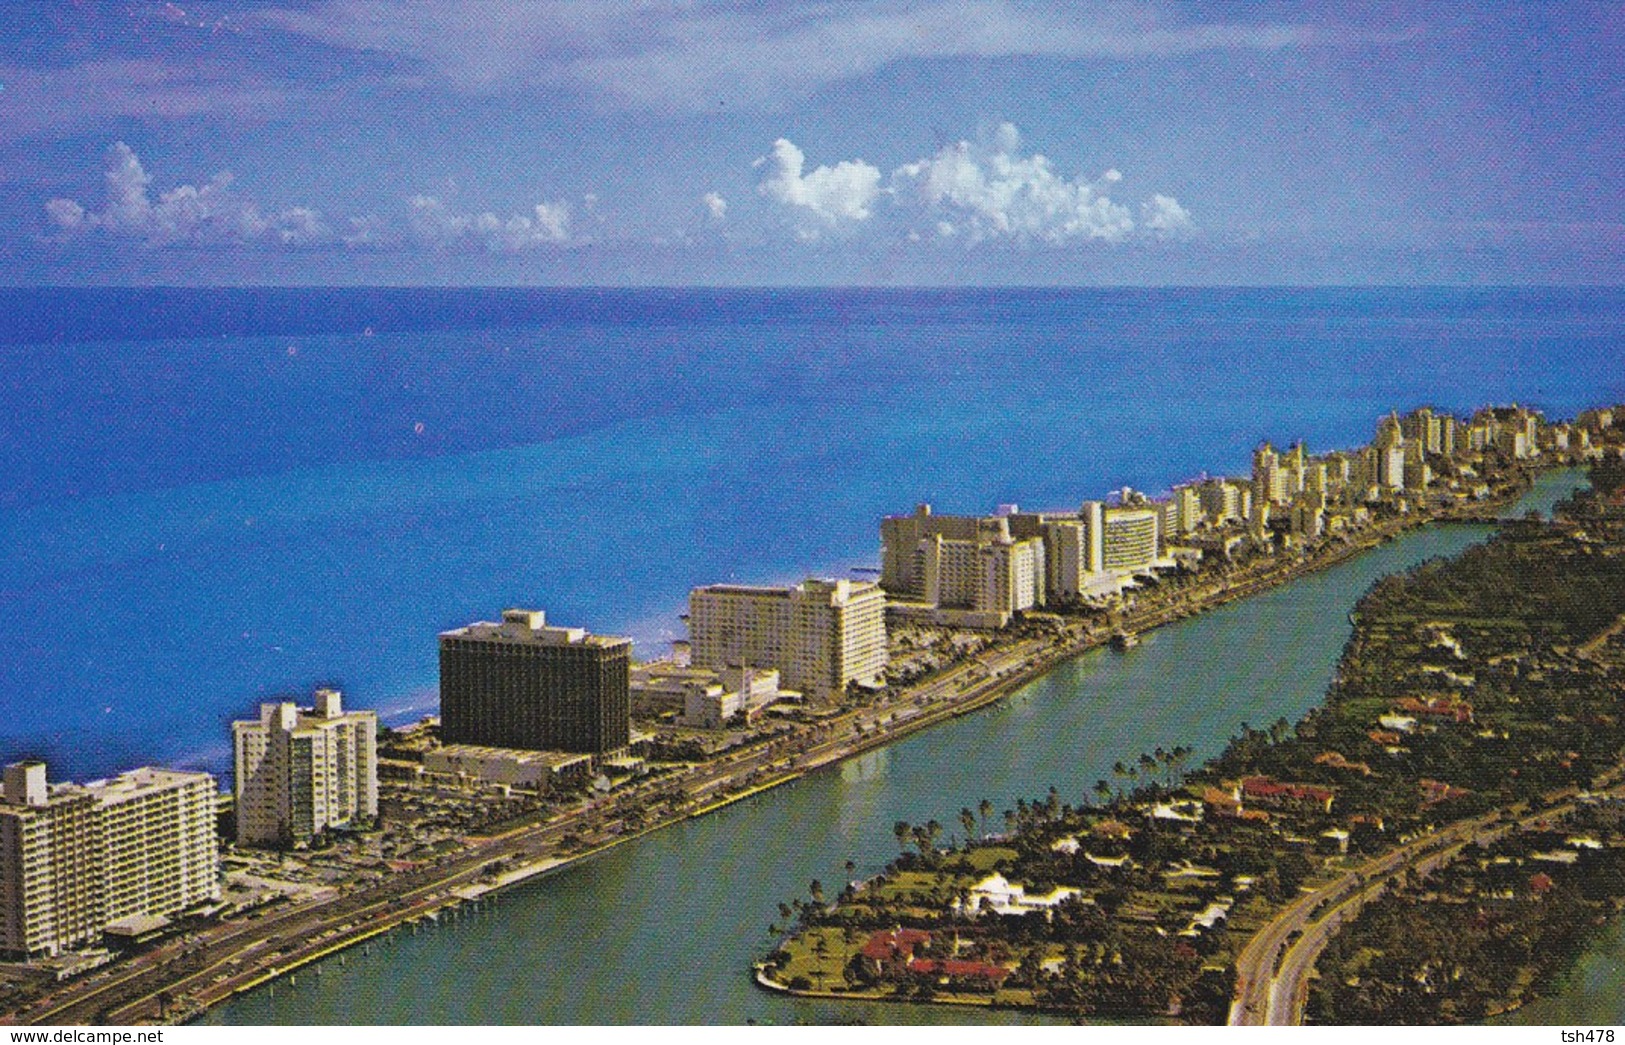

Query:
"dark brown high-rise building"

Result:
[[439, 609, 631, 756]]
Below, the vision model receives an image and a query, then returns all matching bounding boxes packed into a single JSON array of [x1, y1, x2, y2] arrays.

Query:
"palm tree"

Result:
[[810, 879, 825, 906], [1172, 745, 1192, 783], [978, 798, 993, 836], [1094, 779, 1113, 805], [894, 819, 912, 853], [960, 807, 977, 844]]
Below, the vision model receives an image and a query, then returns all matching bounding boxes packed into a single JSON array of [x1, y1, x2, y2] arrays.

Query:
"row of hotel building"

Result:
[[436, 406, 1580, 762], [4, 404, 1608, 960], [1, 689, 380, 960]]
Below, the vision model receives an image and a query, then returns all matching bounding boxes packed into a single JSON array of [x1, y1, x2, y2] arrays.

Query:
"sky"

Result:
[[0, 1, 1620, 286]]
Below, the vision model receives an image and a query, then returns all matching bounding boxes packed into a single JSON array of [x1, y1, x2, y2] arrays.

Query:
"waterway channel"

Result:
[[208, 470, 1592, 1025]]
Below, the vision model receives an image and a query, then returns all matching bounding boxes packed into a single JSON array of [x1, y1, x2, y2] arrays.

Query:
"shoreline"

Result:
[[754, 468, 1625, 1025], [753, 474, 1597, 1015], [19, 470, 1557, 1026]]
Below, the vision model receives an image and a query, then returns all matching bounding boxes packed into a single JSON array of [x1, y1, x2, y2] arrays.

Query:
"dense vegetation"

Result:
[[765, 461, 1625, 1023]]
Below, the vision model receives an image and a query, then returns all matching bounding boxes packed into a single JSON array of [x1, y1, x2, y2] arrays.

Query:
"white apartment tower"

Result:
[[1252, 443, 1288, 505], [1101, 505, 1161, 574], [1170, 484, 1204, 534], [688, 579, 888, 703], [233, 688, 378, 847], [1196, 478, 1246, 526], [0, 761, 219, 959]]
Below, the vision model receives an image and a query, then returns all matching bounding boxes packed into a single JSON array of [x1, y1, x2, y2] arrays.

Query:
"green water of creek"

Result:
[[209, 470, 1596, 1025]]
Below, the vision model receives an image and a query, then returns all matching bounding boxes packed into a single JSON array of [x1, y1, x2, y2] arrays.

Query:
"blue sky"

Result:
[[0, 1, 1619, 285]]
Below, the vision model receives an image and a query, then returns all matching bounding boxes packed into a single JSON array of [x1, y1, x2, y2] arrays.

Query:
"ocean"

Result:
[[2, 286, 1621, 780]]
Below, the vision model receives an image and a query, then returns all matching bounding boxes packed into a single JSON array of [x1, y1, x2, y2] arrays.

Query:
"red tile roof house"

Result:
[[1238, 776, 1336, 813], [1418, 778, 1471, 805], [906, 958, 1011, 991], [1396, 696, 1475, 724], [858, 928, 932, 977], [1313, 751, 1374, 775]]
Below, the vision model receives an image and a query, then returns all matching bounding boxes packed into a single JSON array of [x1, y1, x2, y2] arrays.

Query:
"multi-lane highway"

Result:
[[1230, 781, 1617, 1026]]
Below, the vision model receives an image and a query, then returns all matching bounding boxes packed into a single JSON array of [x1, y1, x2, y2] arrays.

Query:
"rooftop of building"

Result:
[[3, 761, 215, 810], [691, 578, 881, 600], [440, 608, 631, 649], [75, 767, 216, 807], [233, 688, 377, 730]]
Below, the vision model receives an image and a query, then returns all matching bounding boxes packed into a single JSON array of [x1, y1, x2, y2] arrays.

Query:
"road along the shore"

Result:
[[1231, 775, 1624, 1026], [24, 483, 1540, 1025]]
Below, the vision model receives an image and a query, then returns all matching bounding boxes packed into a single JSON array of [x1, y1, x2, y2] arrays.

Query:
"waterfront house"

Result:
[[858, 928, 932, 977], [1237, 776, 1336, 813], [905, 957, 1010, 990], [962, 873, 1083, 917]]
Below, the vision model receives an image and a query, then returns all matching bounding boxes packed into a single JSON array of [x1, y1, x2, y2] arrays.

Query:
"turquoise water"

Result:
[[205, 470, 1589, 1025], [1501, 916, 1625, 1026], [3, 288, 1622, 780]]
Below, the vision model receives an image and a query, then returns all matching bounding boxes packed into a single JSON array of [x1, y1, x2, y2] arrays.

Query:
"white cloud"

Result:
[[1141, 193, 1194, 236], [0, 59, 302, 143], [264, 3, 1331, 111], [342, 214, 395, 248], [703, 192, 727, 221], [893, 125, 1136, 243], [752, 123, 1196, 248], [42, 143, 585, 254], [755, 139, 882, 230], [43, 142, 336, 248], [407, 195, 572, 252]]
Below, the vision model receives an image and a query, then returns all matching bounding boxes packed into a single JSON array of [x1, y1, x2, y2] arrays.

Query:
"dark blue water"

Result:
[[2, 287, 1620, 779]]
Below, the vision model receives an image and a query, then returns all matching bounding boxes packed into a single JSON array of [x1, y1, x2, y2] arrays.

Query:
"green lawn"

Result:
[[777, 926, 860, 991], [946, 845, 1020, 873], [871, 869, 975, 902]]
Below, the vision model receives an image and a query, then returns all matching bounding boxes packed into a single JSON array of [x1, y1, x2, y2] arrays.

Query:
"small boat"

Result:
[[1110, 631, 1140, 651]]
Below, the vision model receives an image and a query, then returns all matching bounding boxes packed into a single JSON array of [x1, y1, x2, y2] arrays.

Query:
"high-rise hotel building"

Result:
[[440, 610, 632, 756], [0, 761, 219, 959], [880, 505, 1047, 626], [689, 579, 887, 703], [1100, 504, 1161, 574], [233, 688, 378, 847]]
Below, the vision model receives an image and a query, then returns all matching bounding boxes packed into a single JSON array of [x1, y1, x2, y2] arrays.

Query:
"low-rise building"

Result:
[[422, 744, 592, 790], [959, 872, 1083, 918]]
